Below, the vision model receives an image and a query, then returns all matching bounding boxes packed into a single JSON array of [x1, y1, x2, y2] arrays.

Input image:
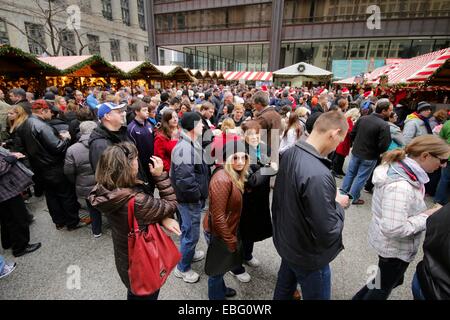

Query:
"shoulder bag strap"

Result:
[[127, 196, 139, 232]]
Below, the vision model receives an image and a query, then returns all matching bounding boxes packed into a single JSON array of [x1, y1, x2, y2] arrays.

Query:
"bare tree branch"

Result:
[[5, 20, 52, 56]]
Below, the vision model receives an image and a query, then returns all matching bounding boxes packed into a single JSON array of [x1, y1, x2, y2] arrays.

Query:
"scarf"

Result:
[[402, 156, 430, 185], [411, 112, 433, 134]]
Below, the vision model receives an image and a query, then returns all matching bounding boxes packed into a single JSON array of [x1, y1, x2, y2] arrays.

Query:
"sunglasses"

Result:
[[232, 154, 249, 162], [431, 153, 448, 165]]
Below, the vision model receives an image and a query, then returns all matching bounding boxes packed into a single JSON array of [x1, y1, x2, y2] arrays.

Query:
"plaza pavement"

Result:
[[0, 176, 430, 300]]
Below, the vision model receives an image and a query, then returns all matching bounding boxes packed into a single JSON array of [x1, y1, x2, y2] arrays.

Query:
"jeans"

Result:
[[0, 195, 30, 252], [434, 162, 450, 205], [341, 154, 378, 203], [273, 259, 331, 300], [231, 240, 254, 275], [177, 201, 205, 272], [364, 158, 381, 192], [353, 256, 409, 300], [127, 289, 159, 300], [412, 272, 425, 300], [86, 200, 102, 235]]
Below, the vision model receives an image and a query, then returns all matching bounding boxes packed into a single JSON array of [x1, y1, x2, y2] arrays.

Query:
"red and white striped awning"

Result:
[[223, 71, 273, 82], [368, 47, 450, 85]]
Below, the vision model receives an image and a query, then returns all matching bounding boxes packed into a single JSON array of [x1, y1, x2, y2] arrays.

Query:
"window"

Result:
[[121, 0, 130, 26], [102, 0, 112, 21], [411, 39, 434, 56], [25, 22, 45, 55], [144, 46, 150, 60], [137, 0, 146, 30], [368, 40, 390, 58], [348, 41, 368, 59], [110, 39, 121, 61], [248, 44, 263, 71], [176, 13, 185, 30], [61, 30, 76, 56], [129, 43, 138, 61], [0, 19, 9, 45], [159, 49, 166, 65], [87, 34, 100, 55], [389, 40, 412, 58]]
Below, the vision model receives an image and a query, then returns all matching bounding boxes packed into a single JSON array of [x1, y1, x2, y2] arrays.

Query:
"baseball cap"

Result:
[[97, 102, 126, 119], [32, 99, 50, 110]]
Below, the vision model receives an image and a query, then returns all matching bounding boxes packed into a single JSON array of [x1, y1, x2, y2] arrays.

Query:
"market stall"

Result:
[[184, 68, 201, 81], [111, 61, 164, 90], [0, 45, 60, 93], [273, 62, 332, 87], [39, 55, 124, 90], [222, 71, 273, 87], [154, 65, 195, 88]]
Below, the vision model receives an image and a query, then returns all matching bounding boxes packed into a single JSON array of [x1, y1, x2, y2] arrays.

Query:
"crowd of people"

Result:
[[0, 83, 449, 301]]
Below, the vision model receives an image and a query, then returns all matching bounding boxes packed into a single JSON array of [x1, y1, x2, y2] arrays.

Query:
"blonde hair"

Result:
[[95, 142, 140, 190], [345, 108, 361, 123], [233, 104, 244, 113], [382, 135, 450, 164], [9, 105, 29, 133], [295, 107, 310, 118], [223, 154, 249, 192], [221, 118, 236, 132]]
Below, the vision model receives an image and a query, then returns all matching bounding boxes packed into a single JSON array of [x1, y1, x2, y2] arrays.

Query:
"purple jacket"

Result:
[[127, 118, 155, 179]]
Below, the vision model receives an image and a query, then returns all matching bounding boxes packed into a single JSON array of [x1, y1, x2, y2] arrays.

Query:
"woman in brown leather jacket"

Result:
[[203, 140, 250, 300], [89, 142, 180, 300]]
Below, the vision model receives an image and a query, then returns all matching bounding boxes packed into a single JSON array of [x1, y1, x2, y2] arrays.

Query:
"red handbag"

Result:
[[127, 196, 181, 296]]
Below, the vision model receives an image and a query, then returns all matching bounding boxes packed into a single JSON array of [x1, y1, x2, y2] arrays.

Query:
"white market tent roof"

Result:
[[274, 62, 332, 77]]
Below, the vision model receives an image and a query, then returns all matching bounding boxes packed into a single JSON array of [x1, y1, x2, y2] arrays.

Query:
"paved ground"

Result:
[[0, 177, 431, 300]]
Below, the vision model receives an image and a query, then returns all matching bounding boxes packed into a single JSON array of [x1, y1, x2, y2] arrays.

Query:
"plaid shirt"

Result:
[[0, 147, 34, 203], [368, 164, 428, 263]]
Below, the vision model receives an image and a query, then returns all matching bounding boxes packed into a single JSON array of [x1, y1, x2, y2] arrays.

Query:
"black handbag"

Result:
[[204, 212, 243, 276]]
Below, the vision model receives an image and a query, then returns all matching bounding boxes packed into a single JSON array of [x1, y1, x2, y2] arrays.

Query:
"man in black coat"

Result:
[[0, 147, 41, 257], [272, 111, 350, 300], [341, 98, 392, 205], [9, 88, 32, 115], [413, 203, 450, 300], [18, 100, 80, 231], [171, 112, 209, 284]]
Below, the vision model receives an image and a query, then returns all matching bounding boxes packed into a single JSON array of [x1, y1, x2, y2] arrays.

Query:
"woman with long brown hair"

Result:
[[353, 135, 450, 300], [89, 142, 180, 300], [203, 140, 250, 300], [154, 109, 180, 173]]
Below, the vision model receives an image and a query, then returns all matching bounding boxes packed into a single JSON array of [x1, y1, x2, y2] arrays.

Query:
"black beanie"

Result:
[[180, 112, 202, 131]]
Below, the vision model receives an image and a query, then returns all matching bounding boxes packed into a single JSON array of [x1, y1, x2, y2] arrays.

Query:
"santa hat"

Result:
[[319, 88, 328, 95], [342, 88, 349, 94], [364, 91, 373, 98], [261, 85, 268, 92]]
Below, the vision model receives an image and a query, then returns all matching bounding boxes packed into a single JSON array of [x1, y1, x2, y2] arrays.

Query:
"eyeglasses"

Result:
[[430, 153, 448, 165]]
